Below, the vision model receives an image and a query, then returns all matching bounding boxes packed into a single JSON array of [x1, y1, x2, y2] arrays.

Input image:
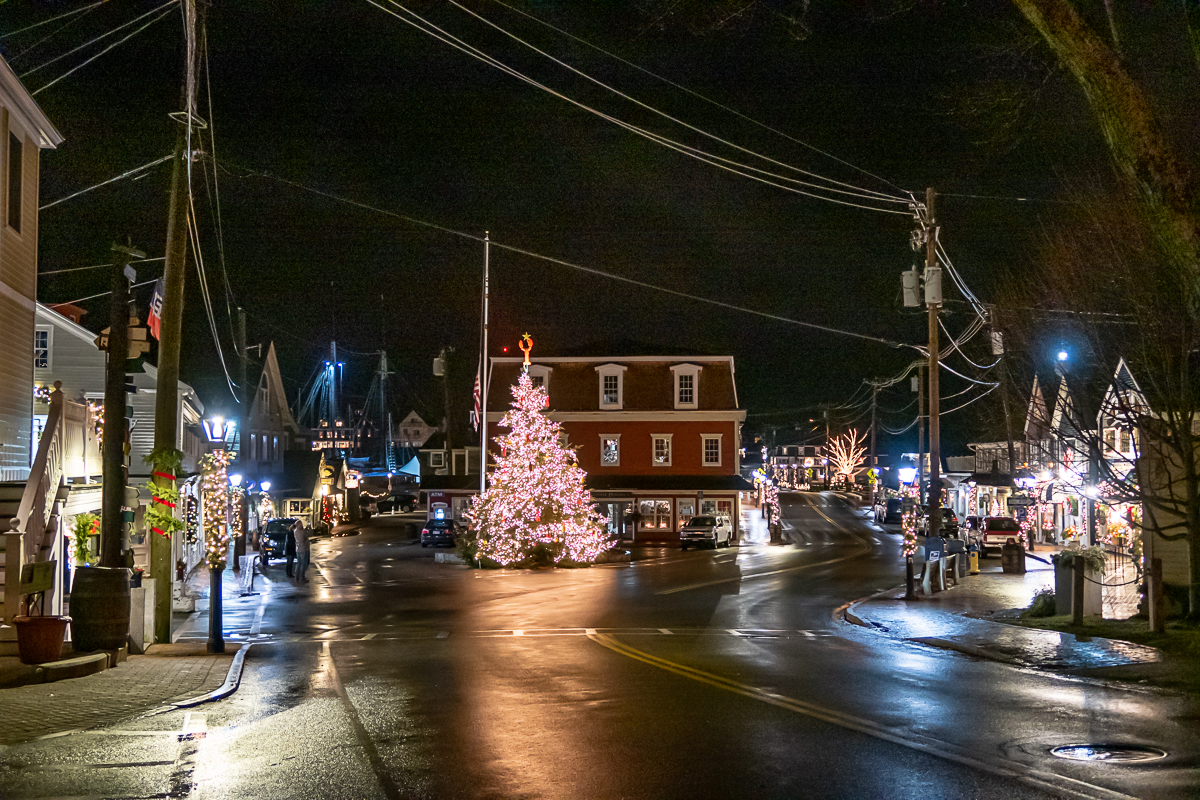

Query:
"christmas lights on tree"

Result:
[[471, 369, 610, 566], [201, 450, 232, 570]]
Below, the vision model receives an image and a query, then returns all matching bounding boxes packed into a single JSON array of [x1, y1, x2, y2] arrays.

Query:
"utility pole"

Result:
[[151, 0, 202, 644], [869, 383, 878, 501], [925, 187, 943, 541], [330, 341, 339, 423], [823, 408, 831, 488], [233, 307, 248, 570], [100, 244, 142, 567], [916, 366, 925, 504], [480, 233, 490, 495], [379, 349, 391, 464]]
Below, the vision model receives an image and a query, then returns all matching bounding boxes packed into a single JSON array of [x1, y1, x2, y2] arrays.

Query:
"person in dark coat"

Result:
[[285, 523, 297, 577]]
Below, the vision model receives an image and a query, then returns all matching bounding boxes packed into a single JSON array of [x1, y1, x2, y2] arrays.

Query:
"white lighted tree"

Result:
[[827, 429, 868, 481], [471, 370, 610, 565]]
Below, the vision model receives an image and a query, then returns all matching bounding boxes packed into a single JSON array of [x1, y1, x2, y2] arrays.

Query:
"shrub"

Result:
[[1027, 586, 1057, 618]]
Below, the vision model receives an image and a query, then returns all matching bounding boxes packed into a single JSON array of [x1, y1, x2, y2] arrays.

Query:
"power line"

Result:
[[368, 0, 912, 216], [448, 0, 909, 205], [30, 4, 177, 96], [22, 0, 175, 78], [40, 154, 174, 210], [485, 0, 907, 197], [51, 277, 157, 306], [221, 159, 921, 353], [40, 256, 165, 276], [0, 0, 107, 40]]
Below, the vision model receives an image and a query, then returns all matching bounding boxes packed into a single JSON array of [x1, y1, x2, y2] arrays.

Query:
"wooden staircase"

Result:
[[2, 384, 68, 632]]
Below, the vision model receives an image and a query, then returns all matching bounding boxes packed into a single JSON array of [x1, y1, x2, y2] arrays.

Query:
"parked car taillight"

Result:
[[421, 528, 429, 536]]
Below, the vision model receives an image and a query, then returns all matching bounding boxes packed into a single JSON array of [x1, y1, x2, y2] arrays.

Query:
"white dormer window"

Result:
[[528, 364, 552, 407], [430, 451, 445, 468], [670, 364, 702, 410], [595, 364, 627, 410]]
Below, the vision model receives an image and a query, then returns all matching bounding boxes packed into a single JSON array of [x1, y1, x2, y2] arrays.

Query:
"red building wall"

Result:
[[561, 420, 739, 475]]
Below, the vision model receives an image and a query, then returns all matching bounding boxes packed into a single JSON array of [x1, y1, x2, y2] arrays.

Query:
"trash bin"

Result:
[[946, 538, 968, 578], [1001, 541, 1026, 574]]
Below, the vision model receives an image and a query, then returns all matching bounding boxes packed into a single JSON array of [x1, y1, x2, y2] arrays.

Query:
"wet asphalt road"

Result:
[[4, 492, 1199, 799]]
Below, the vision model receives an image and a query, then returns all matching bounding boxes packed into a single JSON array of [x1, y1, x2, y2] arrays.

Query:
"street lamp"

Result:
[[1057, 350, 1069, 362], [260, 480, 271, 492]]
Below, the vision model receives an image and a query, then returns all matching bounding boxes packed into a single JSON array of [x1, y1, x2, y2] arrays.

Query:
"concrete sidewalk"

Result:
[[847, 562, 1164, 674]]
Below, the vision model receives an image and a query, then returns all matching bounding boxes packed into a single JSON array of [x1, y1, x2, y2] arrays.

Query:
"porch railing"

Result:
[[3, 383, 67, 623]]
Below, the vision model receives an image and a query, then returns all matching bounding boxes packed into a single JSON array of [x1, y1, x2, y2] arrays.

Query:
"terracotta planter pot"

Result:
[[14, 615, 70, 665]]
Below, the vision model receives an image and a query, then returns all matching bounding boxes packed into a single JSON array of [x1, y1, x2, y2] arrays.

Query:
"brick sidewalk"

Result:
[[0, 648, 232, 745]]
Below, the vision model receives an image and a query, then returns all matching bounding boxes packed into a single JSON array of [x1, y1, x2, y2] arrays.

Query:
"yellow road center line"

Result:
[[588, 633, 1136, 800]]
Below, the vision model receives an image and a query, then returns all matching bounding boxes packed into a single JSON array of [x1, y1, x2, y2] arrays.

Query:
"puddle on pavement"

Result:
[[1050, 744, 1168, 763]]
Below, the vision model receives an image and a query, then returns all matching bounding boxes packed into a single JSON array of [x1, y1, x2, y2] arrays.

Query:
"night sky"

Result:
[[7, 1, 1195, 456]]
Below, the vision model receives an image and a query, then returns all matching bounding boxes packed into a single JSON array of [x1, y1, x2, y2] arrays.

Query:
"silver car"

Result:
[[680, 515, 733, 550]]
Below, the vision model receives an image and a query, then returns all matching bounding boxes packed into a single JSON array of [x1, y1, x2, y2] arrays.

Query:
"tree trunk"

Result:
[[1011, 0, 1200, 286]]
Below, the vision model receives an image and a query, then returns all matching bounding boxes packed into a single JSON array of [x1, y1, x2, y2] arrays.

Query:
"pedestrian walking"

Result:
[[295, 519, 311, 584], [284, 522, 297, 578]]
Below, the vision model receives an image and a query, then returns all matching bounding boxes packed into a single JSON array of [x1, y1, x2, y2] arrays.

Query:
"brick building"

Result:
[[485, 355, 751, 544]]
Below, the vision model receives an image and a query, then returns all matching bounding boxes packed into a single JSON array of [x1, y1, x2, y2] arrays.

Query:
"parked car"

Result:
[[680, 515, 733, 550], [916, 506, 960, 537], [874, 498, 904, 525], [378, 493, 419, 514], [261, 517, 298, 560], [420, 518, 460, 547], [977, 516, 1023, 555]]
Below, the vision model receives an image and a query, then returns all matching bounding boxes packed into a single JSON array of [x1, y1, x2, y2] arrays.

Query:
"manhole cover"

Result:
[[1050, 744, 1167, 763]]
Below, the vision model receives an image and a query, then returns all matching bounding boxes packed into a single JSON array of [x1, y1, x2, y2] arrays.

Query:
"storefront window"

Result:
[[677, 500, 695, 527], [638, 499, 672, 529]]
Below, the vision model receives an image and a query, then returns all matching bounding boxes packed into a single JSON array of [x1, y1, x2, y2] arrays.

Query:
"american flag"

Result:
[[471, 368, 481, 431]]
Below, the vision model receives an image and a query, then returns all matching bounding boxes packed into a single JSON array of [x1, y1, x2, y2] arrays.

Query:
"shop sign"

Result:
[[345, 470, 361, 489], [1007, 496, 1035, 508], [319, 464, 335, 486]]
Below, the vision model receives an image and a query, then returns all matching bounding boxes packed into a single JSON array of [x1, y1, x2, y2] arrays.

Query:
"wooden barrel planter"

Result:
[[69, 567, 131, 652]]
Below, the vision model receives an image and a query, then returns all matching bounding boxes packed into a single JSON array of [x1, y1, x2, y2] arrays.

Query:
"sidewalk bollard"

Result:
[[1071, 558, 1085, 627], [1149, 557, 1165, 634], [968, 549, 979, 575], [905, 555, 916, 600]]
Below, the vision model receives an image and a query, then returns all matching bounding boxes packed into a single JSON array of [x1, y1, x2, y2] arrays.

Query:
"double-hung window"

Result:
[[33, 327, 51, 369], [702, 434, 722, 467], [652, 434, 672, 467], [596, 364, 626, 410], [670, 364, 701, 410], [600, 435, 620, 467]]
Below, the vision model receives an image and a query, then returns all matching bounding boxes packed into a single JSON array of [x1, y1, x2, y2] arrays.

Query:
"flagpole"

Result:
[[480, 232, 489, 496]]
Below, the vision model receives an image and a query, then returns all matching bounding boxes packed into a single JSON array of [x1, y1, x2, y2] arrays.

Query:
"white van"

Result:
[[680, 514, 734, 550]]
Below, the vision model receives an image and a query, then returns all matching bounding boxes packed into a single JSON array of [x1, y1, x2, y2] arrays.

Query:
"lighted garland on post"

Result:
[[200, 450, 232, 570], [144, 447, 185, 541], [184, 493, 199, 544], [901, 485, 919, 557], [470, 368, 610, 566]]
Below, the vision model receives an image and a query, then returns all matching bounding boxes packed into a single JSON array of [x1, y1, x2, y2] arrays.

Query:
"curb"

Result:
[[164, 642, 251, 710], [834, 583, 906, 629]]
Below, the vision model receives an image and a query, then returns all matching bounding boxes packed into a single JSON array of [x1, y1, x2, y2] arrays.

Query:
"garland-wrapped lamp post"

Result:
[[200, 450, 233, 653]]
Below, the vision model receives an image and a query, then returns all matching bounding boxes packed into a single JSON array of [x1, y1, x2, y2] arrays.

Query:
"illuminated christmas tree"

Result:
[[472, 368, 610, 566]]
